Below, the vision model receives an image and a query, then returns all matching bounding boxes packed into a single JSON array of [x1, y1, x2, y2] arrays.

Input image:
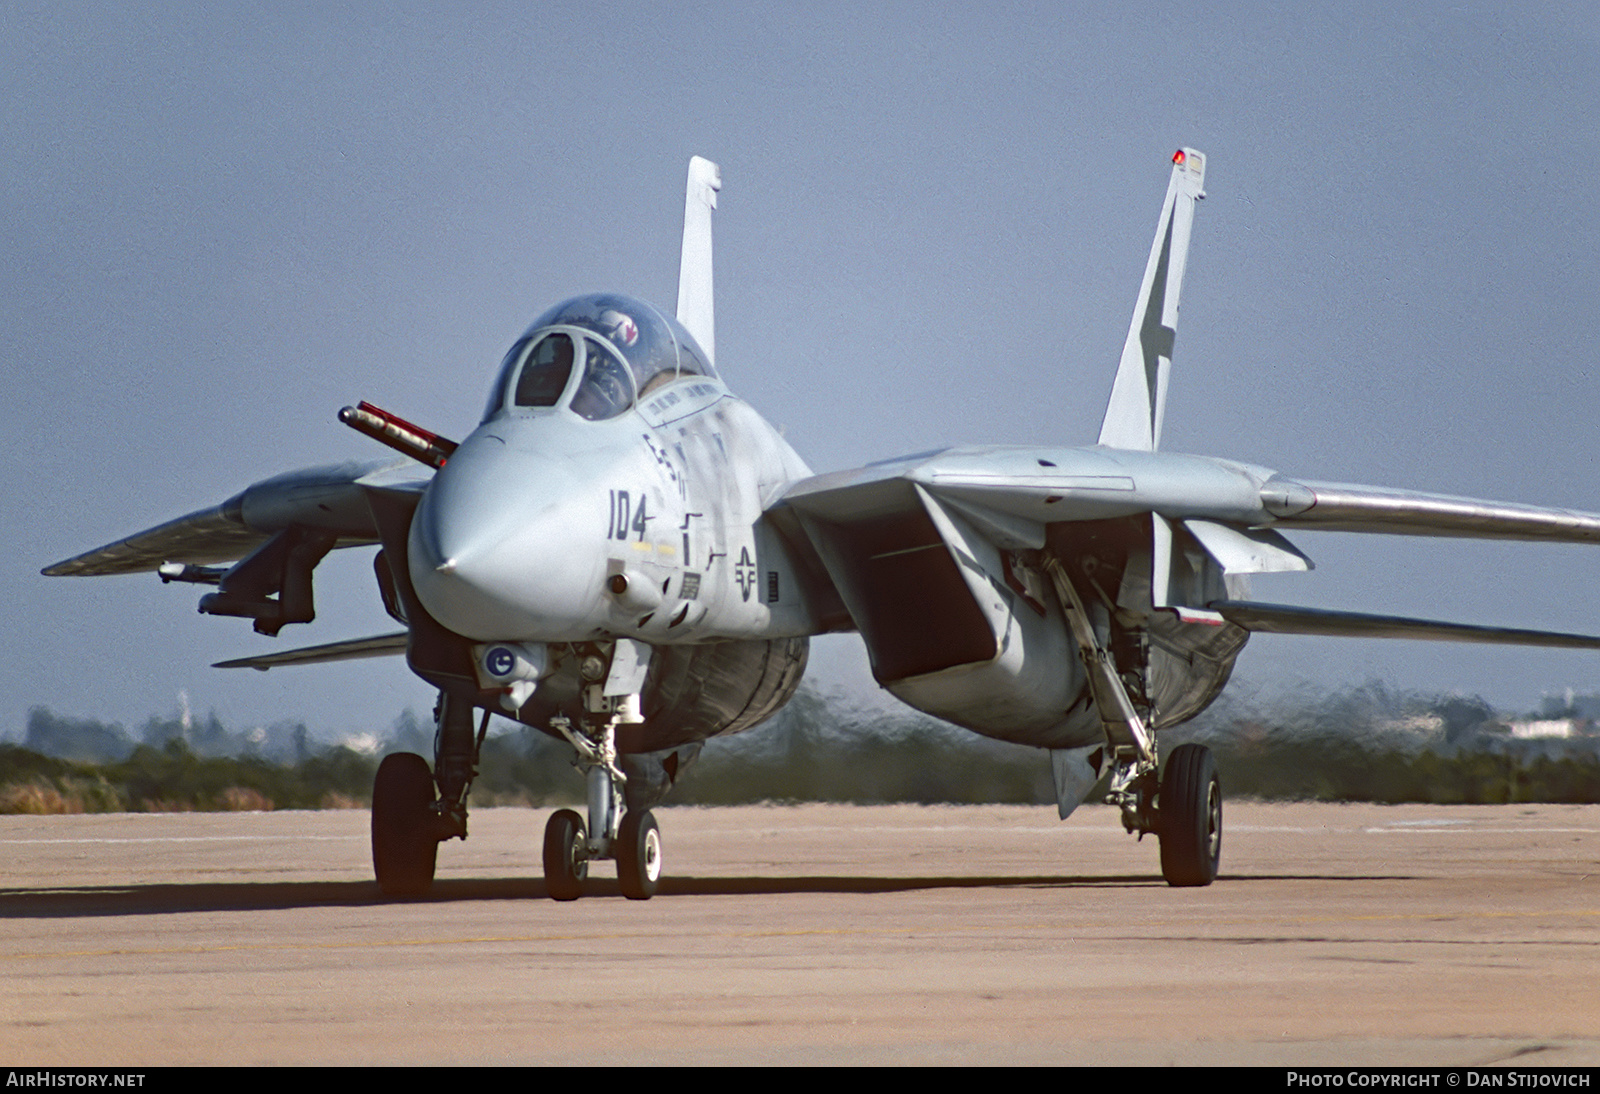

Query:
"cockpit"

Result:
[[482, 294, 715, 423]]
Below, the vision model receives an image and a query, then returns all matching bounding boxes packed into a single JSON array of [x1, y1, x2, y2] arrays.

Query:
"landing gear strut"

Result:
[[1044, 556, 1221, 888], [542, 638, 662, 901]]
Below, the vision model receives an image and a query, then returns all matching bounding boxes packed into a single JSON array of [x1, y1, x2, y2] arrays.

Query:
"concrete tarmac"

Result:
[[2, 801, 1598, 1066]]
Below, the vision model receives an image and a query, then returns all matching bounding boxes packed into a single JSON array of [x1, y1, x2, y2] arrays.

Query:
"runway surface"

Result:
[[2, 801, 1597, 1065]]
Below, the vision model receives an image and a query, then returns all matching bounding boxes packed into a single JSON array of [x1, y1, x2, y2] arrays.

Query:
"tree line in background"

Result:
[[3, 682, 1598, 814]]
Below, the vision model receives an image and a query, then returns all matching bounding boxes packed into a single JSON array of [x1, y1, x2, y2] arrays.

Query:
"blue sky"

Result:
[[6, 2, 1600, 740]]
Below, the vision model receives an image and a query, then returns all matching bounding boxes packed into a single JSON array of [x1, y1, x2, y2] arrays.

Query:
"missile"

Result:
[[339, 401, 458, 469]]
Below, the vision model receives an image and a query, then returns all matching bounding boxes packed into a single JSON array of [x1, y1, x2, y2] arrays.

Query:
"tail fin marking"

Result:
[[1096, 147, 1206, 451]]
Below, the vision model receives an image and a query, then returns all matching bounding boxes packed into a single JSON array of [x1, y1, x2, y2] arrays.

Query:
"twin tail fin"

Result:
[[1096, 148, 1206, 451]]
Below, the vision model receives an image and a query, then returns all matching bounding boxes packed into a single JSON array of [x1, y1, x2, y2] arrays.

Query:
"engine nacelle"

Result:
[[793, 482, 1091, 747], [884, 597, 1087, 748]]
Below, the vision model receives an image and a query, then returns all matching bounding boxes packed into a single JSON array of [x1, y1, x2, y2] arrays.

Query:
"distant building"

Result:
[[1508, 719, 1577, 740]]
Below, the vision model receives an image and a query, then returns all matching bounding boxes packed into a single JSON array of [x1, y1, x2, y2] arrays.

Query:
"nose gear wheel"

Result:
[[616, 809, 662, 900], [543, 808, 589, 901]]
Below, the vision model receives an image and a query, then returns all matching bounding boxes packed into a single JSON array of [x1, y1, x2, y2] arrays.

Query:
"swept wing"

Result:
[[43, 458, 426, 577], [1260, 479, 1600, 542], [42, 501, 272, 577], [775, 445, 1600, 656], [44, 457, 430, 637]]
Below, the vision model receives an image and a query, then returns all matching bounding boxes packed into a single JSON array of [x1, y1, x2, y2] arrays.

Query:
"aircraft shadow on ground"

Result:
[[0, 871, 1413, 918]]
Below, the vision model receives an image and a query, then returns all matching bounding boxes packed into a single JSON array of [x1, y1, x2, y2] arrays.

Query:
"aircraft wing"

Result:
[[43, 502, 272, 577], [43, 458, 427, 577], [777, 448, 1600, 551], [44, 456, 430, 637], [1260, 480, 1600, 542], [770, 446, 1600, 678]]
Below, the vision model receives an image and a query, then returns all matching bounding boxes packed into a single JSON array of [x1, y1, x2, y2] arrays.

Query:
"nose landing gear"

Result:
[[370, 641, 665, 902], [545, 709, 664, 901], [541, 638, 663, 901], [616, 809, 662, 899]]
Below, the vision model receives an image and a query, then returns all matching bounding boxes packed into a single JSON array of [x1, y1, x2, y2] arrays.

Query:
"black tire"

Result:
[[616, 809, 662, 900], [372, 752, 439, 897], [543, 809, 588, 902], [1158, 743, 1221, 887]]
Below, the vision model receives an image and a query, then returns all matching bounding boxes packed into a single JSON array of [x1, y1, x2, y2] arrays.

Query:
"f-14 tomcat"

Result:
[[47, 150, 1600, 898]]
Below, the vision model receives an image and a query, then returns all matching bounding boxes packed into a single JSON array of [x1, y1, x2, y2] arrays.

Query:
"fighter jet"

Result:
[[45, 150, 1600, 898]]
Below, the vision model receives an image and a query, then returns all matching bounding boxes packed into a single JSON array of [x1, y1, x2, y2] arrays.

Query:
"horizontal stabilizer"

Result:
[[213, 631, 409, 671], [1213, 601, 1600, 650]]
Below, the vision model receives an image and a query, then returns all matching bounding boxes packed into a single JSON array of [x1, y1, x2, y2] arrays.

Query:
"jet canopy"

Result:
[[482, 294, 715, 423]]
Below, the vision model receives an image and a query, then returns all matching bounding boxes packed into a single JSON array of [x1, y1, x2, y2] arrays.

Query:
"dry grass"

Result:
[[0, 781, 83, 814], [218, 787, 274, 812]]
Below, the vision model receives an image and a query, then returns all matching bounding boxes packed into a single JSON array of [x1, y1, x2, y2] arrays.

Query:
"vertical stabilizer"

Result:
[[1096, 148, 1206, 451], [676, 155, 722, 366]]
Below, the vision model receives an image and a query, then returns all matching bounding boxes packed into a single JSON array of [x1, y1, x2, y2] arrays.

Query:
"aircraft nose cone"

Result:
[[408, 430, 604, 639]]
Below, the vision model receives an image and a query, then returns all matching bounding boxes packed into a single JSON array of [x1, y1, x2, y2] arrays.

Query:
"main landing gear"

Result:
[[1045, 557, 1222, 887], [1092, 742, 1221, 887], [1158, 742, 1222, 887], [371, 752, 439, 896], [370, 691, 482, 897]]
